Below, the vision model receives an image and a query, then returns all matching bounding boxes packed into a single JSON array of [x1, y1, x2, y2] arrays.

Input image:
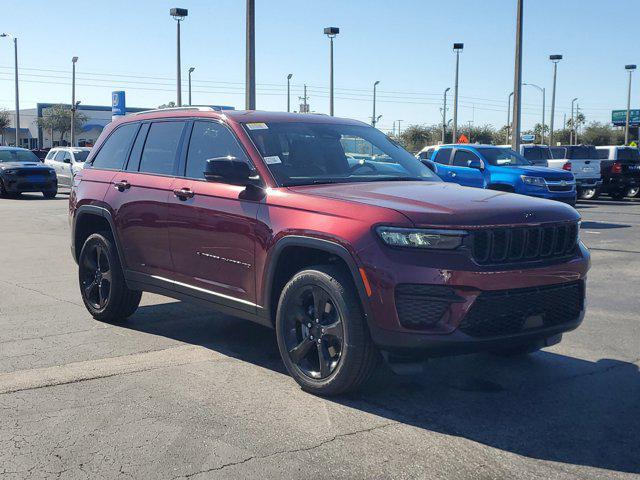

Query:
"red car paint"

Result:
[[70, 110, 590, 355]]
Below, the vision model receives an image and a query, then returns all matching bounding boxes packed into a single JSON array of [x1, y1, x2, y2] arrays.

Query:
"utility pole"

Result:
[[442, 87, 450, 144], [170, 8, 188, 107], [511, 0, 524, 151], [507, 92, 514, 144], [392, 121, 396, 136], [372, 80, 380, 127], [575, 103, 580, 144], [299, 84, 309, 113], [324, 27, 339, 116], [549, 54, 563, 145], [452, 43, 464, 143], [397, 120, 403, 136], [246, 0, 256, 109], [71, 56, 78, 147], [1, 34, 20, 147], [286, 73, 293, 112], [625, 65, 636, 145], [570, 97, 578, 144]]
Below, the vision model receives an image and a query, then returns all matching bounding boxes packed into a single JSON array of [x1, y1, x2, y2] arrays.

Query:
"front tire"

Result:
[[579, 187, 597, 200], [43, 187, 58, 199], [276, 265, 378, 396], [78, 232, 141, 322]]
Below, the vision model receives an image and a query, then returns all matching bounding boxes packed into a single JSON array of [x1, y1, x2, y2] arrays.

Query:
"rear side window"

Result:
[[45, 150, 57, 160], [138, 121, 186, 175], [433, 148, 452, 164], [184, 121, 250, 179], [91, 123, 139, 170], [617, 148, 640, 161], [551, 147, 567, 159], [597, 149, 609, 159], [418, 148, 435, 160]]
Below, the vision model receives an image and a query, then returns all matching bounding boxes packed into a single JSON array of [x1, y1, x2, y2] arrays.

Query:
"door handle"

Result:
[[114, 180, 131, 192], [173, 187, 195, 200]]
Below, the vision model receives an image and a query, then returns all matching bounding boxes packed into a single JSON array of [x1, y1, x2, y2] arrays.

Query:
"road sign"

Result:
[[612, 109, 640, 126], [458, 134, 469, 143], [521, 134, 536, 143], [112, 91, 126, 119]]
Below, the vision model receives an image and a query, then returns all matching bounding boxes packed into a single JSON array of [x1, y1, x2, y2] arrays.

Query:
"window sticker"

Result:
[[246, 122, 269, 130], [263, 155, 282, 165]]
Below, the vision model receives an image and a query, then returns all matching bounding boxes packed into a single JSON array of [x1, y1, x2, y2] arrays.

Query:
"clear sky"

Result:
[[1, 0, 637, 132]]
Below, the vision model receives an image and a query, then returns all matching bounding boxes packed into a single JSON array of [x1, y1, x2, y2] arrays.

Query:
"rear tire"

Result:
[[42, 187, 58, 199], [579, 188, 597, 200], [78, 232, 141, 323], [0, 179, 6, 198], [276, 265, 378, 396], [626, 186, 640, 198]]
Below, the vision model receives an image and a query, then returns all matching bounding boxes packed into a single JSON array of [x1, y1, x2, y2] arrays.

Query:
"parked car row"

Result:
[[418, 143, 640, 203], [0, 146, 90, 198]]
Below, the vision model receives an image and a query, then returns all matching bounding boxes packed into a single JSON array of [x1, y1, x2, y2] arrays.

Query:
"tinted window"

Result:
[[138, 121, 186, 175], [185, 121, 249, 179], [522, 146, 551, 164], [0, 149, 41, 163], [476, 147, 530, 166], [126, 123, 150, 172], [597, 149, 609, 159], [58, 151, 71, 163], [617, 148, 640, 161], [418, 148, 435, 160], [72, 151, 89, 162], [566, 146, 599, 160], [551, 147, 567, 159], [452, 149, 478, 167], [433, 148, 452, 164], [91, 123, 138, 170]]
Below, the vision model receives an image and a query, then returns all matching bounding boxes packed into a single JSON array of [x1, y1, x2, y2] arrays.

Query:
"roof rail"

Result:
[[132, 106, 218, 116]]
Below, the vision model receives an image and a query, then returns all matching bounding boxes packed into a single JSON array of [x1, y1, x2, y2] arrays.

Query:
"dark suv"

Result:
[[70, 108, 590, 395]]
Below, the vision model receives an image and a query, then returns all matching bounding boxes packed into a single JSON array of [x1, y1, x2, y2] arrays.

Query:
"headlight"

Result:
[[521, 175, 546, 187], [3, 169, 17, 175], [376, 226, 467, 250]]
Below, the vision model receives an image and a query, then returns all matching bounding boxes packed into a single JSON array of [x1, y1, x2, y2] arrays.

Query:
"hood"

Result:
[[289, 181, 579, 227], [0, 162, 50, 170], [506, 165, 574, 179]]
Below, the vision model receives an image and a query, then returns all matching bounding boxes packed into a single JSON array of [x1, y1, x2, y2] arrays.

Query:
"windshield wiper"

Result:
[[357, 176, 425, 182]]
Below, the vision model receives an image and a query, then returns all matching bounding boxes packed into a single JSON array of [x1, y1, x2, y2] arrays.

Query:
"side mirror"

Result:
[[204, 156, 256, 186], [63, 158, 71, 164], [467, 159, 483, 170]]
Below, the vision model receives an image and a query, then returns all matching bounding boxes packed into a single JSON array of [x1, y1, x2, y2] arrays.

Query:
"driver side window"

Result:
[[452, 149, 479, 167]]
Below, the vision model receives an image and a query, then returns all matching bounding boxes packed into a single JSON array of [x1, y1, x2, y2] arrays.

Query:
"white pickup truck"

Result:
[[546, 145, 602, 200]]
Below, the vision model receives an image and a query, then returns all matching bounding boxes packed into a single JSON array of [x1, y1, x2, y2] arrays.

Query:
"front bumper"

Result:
[[2, 175, 57, 193], [358, 240, 590, 355], [576, 178, 602, 189]]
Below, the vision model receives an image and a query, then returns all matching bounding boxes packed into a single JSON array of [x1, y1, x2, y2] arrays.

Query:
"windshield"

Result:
[[566, 146, 599, 160], [0, 149, 41, 163], [72, 150, 90, 162], [244, 122, 439, 186], [617, 148, 640, 162], [476, 147, 531, 166]]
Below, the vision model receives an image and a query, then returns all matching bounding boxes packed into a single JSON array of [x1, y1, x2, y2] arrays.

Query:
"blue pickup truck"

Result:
[[417, 144, 577, 206]]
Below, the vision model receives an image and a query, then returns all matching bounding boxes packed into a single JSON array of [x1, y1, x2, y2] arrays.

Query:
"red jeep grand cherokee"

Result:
[[70, 108, 590, 395]]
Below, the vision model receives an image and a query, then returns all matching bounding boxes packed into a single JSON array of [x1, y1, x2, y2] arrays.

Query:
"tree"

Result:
[[37, 104, 87, 144], [580, 122, 625, 146], [158, 101, 177, 109], [397, 125, 438, 152], [0, 109, 10, 146]]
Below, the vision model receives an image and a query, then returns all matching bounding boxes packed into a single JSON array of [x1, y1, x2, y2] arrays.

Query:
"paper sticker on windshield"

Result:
[[264, 155, 281, 165], [246, 122, 268, 130]]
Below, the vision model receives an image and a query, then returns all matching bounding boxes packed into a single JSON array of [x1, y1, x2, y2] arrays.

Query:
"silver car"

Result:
[[44, 147, 91, 188]]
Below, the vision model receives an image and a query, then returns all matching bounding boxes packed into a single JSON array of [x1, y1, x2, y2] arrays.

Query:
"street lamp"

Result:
[[286, 73, 293, 112], [442, 87, 451, 143], [188, 67, 195, 106], [452, 43, 464, 143], [625, 64, 636, 145], [1, 33, 20, 147], [324, 27, 339, 116], [170, 8, 188, 107], [71, 56, 78, 147], [570, 97, 578, 144], [523, 83, 546, 144], [549, 54, 563, 145], [510, 0, 524, 151], [372, 80, 380, 127], [246, 0, 255, 110]]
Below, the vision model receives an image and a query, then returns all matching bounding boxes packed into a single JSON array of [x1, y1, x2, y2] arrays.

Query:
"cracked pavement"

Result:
[[0, 193, 639, 479]]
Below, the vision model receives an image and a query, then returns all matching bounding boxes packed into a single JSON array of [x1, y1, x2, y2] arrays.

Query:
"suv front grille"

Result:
[[395, 284, 463, 330], [458, 281, 584, 338], [470, 222, 578, 265]]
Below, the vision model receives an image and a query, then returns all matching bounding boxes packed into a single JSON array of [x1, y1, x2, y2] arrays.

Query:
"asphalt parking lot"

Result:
[[0, 192, 638, 479]]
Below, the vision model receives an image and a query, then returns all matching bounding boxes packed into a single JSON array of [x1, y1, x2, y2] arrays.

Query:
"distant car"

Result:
[[30, 148, 50, 162], [44, 147, 91, 188], [519, 144, 552, 167], [420, 144, 577, 206], [546, 145, 602, 200], [596, 146, 640, 199], [0, 146, 58, 198]]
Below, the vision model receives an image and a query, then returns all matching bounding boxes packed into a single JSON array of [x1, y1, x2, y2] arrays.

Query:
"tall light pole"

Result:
[[71, 56, 78, 147], [246, 0, 256, 110], [170, 8, 188, 107], [452, 43, 464, 143], [507, 91, 514, 143], [570, 97, 578, 144], [625, 64, 636, 145], [372, 80, 380, 127], [549, 54, 562, 145], [523, 83, 545, 144], [286, 73, 293, 112], [511, 0, 524, 151], [575, 103, 580, 144], [1, 33, 20, 147], [324, 27, 339, 116], [397, 120, 403, 136], [188, 67, 195, 106], [442, 87, 450, 143]]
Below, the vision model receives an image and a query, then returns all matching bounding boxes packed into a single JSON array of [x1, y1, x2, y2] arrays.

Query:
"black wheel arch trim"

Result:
[[262, 235, 373, 326], [72, 205, 126, 270]]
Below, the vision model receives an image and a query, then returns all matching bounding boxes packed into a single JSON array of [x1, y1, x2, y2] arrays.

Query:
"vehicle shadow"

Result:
[[123, 301, 640, 475], [3, 193, 69, 201], [580, 220, 631, 229]]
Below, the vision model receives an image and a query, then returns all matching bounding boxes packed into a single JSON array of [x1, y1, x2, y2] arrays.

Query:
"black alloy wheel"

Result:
[[80, 242, 112, 310]]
